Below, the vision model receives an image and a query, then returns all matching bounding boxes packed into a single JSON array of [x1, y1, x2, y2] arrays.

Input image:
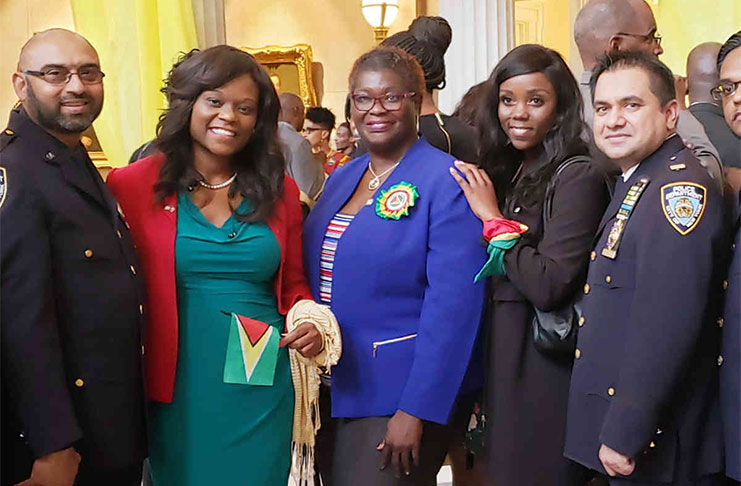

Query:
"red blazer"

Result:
[[106, 153, 312, 402]]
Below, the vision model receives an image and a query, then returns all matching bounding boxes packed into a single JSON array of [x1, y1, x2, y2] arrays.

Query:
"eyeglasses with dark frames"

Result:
[[615, 31, 662, 46], [301, 127, 328, 136], [711, 80, 740, 101], [22, 66, 105, 85], [350, 92, 416, 112]]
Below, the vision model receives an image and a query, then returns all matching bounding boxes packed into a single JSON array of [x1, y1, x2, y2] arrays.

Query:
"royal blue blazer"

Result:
[[303, 138, 486, 424]]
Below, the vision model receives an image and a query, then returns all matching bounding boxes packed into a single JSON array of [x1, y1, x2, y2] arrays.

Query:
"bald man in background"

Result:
[[1, 29, 146, 486], [278, 92, 325, 202], [687, 42, 741, 174], [574, 0, 724, 188]]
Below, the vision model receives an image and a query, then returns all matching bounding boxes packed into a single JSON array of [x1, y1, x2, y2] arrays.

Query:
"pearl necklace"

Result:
[[197, 172, 237, 190], [367, 161, 400, 190]]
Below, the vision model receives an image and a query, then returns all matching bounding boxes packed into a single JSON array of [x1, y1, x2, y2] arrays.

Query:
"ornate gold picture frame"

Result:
[[242, 44, 318, 107]]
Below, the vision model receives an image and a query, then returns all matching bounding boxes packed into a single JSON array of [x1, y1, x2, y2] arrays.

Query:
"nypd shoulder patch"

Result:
[[661, 182, 706, 235], [0, 167, 6, 210]]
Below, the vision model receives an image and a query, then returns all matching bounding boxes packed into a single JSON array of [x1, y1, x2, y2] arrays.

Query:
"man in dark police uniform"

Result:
[[717, 31, 741, 484], [565, 51, 728, 486], [0, 29, 145, 486]]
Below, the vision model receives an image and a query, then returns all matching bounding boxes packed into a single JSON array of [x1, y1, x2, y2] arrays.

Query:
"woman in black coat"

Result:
[[450, 44, 612, 486]]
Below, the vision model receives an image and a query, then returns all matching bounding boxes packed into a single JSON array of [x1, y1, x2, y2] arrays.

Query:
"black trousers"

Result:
[[75, 462, 143, 486], [608, 473, 728, 486], [330, 416, 453, 486]]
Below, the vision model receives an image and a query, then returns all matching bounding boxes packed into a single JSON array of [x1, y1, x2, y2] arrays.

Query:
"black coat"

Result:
[[565, 136, 727, 483], [0, 108, 146, 484], [483, 155, 612, 486]]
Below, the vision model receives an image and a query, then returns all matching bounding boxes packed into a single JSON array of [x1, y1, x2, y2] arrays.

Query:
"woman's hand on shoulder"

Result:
[[449, 160, 503, 222], [279, 321, 323, 358]]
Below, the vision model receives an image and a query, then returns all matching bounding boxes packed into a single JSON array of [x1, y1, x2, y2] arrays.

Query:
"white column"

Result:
[[191, 0, 226, 48], [437, 0, 514, 114]]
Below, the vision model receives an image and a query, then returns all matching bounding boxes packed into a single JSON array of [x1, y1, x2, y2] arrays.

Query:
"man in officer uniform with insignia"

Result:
[[565, 51, 727, 486], [716, 31, 741, 484], [0, 29, 145, 486]]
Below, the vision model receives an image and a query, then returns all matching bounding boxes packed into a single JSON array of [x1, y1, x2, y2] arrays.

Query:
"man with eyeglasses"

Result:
[[302, 107, 350, 175], [0, 29, 146, 486], [716, 30, 741, 485], [687, 42, 741, 190], [574, 0, 724, 189]]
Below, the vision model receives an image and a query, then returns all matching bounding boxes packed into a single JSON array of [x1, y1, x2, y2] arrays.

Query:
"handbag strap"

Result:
[[542, 155, 614, 227]]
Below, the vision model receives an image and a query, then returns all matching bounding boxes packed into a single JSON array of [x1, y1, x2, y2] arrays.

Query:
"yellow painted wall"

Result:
[[542, 0, 571, 62], [224, 0, 418, 124], [651, 0, 741, 77], [0, 0, 75, 118]]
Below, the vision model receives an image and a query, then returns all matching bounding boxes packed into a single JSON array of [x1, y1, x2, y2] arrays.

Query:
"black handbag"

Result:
[[530, 156, 592, 358]]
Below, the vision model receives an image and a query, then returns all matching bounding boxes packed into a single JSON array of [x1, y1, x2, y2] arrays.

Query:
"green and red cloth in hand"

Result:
[[474, 218, 529, 282]]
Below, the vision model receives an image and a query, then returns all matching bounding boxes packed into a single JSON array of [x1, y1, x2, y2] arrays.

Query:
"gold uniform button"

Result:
[[84, 249, 93, 258], [723, 280, 729, 290], [130, 265, 137, 275], [717, 317, 725, 328], [590, 251, 597, 261], [575, 348, 581, 359], [718, 355, 724, 366], [75, 379, 84, 387], [139, 304, 144, 315], [578, 316, 586, 327], [605, 275, 612, 284], [117, 230, 123, 239], [4, 129, 14, 135], [584, 284, 591, 295], [141, 345, 146, 356], [649, 441, 656, 448], [607, 387, 615, 396]]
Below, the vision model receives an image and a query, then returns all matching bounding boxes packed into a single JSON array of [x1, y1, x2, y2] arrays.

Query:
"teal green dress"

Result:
[[148, 193, 293, 486]]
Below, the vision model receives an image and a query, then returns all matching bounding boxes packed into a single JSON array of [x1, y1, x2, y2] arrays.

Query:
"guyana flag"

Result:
[[223, 312, 280, 386]]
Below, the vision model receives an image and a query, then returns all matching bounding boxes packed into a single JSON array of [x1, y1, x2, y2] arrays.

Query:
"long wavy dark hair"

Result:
[[477, 44, 588, 207], [154, 45, 284, 222]]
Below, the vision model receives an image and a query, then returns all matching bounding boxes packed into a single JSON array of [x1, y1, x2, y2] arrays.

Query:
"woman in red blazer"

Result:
[[107, 46, 321, 486]]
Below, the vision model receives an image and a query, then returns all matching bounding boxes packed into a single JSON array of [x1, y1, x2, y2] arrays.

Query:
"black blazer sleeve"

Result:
[[0, 157, 82, 457], [504, 161, 611, 311]]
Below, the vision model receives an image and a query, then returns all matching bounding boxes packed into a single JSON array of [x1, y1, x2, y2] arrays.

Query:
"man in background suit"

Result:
[[574, 0, 724, 189], [687, 42, 741, 182], [1, 28, 146, 486]]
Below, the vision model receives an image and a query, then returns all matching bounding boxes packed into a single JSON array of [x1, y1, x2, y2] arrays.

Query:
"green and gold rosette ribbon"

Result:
[[474, 218, 529, 283], [376, 181, 419, 220]]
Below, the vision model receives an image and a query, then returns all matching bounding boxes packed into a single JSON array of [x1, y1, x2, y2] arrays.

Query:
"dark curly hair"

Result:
[[477, 44, 588, 207], [381, 16, 451, 92], [154, 45, 284, 222], [348, 46, 425, 111]]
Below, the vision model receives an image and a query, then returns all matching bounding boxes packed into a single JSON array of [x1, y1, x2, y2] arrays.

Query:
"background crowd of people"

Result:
[[1, 1, 739, 486]]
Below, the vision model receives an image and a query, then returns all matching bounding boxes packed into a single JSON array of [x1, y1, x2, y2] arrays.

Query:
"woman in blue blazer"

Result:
[[303, 47, 486, 485]]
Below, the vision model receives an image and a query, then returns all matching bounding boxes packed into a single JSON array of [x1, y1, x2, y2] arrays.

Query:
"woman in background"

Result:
[[450, 44, 611, 486], [383, 16, 478, 162], [107, 46, 323, 486]]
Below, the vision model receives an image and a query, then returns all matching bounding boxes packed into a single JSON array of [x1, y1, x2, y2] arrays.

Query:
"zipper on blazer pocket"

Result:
[[372, 334, 418, 358]]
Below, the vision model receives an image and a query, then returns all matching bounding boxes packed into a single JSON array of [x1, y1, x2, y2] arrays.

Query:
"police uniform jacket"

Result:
[[721, 193, 740, 482], [564, 135, 726, 483], [303, 138, 486, 424], [0, 108, 147, 481]]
